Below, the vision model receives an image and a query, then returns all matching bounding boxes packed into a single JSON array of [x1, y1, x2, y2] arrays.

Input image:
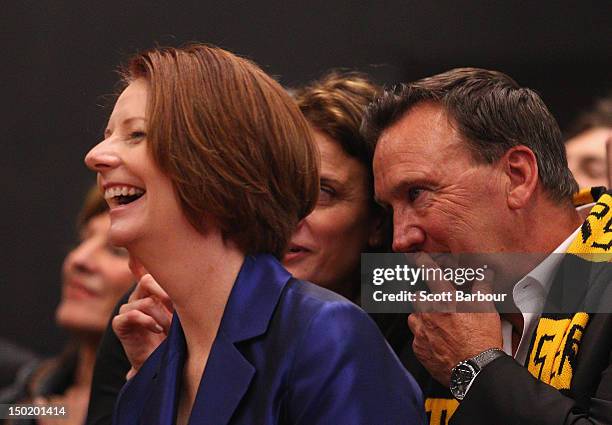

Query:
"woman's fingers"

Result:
[[113, 273, 173, 377], [113, 308, 164, 335], [129, 274, 173, 312], [112, 307, 168, 375], [118, 296, 172, 333]]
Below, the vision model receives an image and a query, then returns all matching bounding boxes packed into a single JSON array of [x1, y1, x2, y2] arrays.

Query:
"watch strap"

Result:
[[471, 348, 506, 370], [450, 348, 506, 401]]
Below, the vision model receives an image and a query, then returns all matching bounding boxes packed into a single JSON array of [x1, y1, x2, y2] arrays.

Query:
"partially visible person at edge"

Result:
[[0, 339, 40, 404], [84, 45, 424, 425], [4, 185, 134, 425], [86, 69, 427, 425], [565, 92, 612, 188], [363, 67, 612, 424]]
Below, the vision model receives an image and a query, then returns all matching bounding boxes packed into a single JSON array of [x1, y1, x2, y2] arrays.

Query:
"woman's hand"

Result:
[[112, 273, 173, 379]]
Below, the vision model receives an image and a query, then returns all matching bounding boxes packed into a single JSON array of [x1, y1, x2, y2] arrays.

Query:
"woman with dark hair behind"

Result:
[[290, 70, 429, 382], [84, 46, 423, 425], [286, 71, 387, 300], [5, 186, 134, 425]]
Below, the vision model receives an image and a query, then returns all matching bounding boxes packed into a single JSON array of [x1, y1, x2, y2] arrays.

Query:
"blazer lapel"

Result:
[[188, 331, 255, 424], [187, 254, 290, 425], [115, 255, 291, 425], [140, 316, 187, 425]]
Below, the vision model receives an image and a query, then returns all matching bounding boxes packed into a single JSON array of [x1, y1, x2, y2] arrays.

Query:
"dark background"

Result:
[[3, 1, 610, 355]]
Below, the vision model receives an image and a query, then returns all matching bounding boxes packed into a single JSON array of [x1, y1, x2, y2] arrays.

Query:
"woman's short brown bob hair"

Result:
[[121, 44, 319, 259]]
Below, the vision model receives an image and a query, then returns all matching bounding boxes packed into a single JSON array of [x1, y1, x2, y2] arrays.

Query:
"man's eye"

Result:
[[407, 187, 424, 202]]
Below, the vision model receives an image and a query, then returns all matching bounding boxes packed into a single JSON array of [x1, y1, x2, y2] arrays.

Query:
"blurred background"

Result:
[[3, 0, 610, 355]]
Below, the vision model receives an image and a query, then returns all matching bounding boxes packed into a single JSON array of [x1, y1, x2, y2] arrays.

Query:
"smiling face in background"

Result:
[[565, 127, 611, 189], [56, 213, 133, 333], [373, 102, 509, 255], [85, 79, 189, 249], [284, 130, 381, 300]]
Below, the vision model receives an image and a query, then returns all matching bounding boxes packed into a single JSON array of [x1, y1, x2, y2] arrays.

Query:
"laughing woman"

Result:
[[84, 45, 423, 425]]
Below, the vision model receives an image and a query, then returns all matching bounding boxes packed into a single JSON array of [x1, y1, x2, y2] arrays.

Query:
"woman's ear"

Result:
[[502, 145, 539, 210]]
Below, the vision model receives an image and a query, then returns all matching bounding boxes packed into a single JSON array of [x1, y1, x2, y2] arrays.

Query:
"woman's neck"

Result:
[[127, 225, 245, 357], [128, 224, 245, 424]]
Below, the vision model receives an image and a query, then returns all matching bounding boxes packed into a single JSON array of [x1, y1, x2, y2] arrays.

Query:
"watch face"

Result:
[[450, 362, 477, 400]]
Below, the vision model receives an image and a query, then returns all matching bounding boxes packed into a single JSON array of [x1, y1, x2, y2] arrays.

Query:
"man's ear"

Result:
[[502, 145, 539, 210]]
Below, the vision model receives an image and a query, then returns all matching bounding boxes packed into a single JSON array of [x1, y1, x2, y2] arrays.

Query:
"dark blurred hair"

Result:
[[566, 92, 612, 139], [121, 44, 319, 259], [362, 67, 578, 202], [293, 71, 390, 249], [77, 185, 108, 230]]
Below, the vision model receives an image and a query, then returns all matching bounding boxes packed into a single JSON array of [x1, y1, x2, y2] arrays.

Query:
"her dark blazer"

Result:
[[112, 254, 425, 425]]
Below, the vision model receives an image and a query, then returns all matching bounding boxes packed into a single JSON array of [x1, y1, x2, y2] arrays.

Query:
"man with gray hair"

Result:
[[363, 68, 612, 424]]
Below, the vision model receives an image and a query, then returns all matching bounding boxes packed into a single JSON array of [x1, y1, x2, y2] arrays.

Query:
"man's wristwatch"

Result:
[[450, 348, 506, 401]]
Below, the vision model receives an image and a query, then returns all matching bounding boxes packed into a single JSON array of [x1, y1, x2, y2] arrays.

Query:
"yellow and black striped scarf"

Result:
[[426, 187, 610, 425]]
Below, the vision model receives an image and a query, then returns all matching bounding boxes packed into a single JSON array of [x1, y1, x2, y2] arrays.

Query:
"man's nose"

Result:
[[392, 217, 426, 253]]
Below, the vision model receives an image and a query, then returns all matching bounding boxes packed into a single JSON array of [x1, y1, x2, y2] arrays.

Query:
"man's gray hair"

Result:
[[362, 68, 578, 202]]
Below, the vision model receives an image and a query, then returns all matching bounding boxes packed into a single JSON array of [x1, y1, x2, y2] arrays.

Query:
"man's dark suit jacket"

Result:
[[452, 316, 611, 424], [449, 253, 612, 424]]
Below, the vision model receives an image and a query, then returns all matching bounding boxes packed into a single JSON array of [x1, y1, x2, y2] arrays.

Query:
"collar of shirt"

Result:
[[502, 222, 583, 364]]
